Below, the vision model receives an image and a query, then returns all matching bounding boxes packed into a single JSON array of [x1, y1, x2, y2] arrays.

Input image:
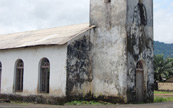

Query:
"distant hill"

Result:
[[154, 41, 173, 58]]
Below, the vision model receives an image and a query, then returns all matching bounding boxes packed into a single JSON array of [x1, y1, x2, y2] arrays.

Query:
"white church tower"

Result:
[[90, 0, 154, 103]]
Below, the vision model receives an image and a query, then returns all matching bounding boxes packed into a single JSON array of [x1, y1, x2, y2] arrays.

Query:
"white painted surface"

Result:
[[91, 27, 127, 97], [90, 0, 127, 98], [0, 45, 67, 97]]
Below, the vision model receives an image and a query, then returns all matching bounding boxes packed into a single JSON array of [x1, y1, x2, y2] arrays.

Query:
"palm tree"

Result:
[[154, 55, 173, 82], [168, 58, 173, 76]]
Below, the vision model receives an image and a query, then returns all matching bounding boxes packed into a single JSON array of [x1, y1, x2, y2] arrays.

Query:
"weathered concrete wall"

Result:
[[90, 0, 128, 102], [66, 30, 93, 99], [126, 0, 154, 102], [0, 45, 67, 97]]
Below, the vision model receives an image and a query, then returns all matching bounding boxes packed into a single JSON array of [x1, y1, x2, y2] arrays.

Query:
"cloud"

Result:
[[0, 0, 89, 34], [154, 0, 173, 43], [0, 0, 173, 44]]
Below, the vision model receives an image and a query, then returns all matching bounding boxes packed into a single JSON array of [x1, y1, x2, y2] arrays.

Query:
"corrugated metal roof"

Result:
[[0, 23, 94, 50]]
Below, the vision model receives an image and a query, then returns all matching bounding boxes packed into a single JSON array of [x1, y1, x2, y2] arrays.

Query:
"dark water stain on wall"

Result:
[[66, 35, 93, 99], [127, 2, 148, 61], [127, 2, 154, 103]]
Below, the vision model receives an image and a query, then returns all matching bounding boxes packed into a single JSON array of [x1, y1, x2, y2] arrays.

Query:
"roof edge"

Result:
[[0, 25, 96, 50]]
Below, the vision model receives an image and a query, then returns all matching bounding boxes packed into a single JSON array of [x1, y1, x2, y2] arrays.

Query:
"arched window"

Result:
[[0, 62, 2, 92], [40, 58, 50, 93], [136, 61, 143, 70], [15, 59, 24, 92], [105, 0, 111, 3]]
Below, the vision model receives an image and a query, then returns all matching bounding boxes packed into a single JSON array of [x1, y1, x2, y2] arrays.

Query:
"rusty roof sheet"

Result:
[[0, 23, 94, 50]]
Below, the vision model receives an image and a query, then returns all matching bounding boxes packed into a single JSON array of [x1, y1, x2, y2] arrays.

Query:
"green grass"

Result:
[[154, 97, 173, 103], [65, 100, 113, 105], [154, 91, 173, 103], [154, 91, 173, 94]]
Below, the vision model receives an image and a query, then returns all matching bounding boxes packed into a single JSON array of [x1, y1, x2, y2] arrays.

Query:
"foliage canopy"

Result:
[[154, 55, 173, 82]]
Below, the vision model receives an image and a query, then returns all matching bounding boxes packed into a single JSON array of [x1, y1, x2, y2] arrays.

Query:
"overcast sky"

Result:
[[0, 0, 172, 44]]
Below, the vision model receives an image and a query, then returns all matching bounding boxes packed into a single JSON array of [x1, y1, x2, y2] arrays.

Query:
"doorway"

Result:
[[136, 61, 144, 102]]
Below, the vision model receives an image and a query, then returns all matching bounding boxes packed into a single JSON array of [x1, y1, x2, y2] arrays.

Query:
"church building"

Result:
[[0, 0, 154, 104]]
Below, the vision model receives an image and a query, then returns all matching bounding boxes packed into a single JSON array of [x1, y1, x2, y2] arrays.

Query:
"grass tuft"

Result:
[[154, 97, 173, 103], [65, 100, 112, 105], [154, 97, 168, 103]]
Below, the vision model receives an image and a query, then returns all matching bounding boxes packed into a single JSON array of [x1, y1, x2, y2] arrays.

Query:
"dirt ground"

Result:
[[0, 102, 173, 108]]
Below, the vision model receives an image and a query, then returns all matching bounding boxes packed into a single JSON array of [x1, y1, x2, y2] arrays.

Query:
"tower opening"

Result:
[[105, 0, 111, 4], [136, 61, 144, 102]]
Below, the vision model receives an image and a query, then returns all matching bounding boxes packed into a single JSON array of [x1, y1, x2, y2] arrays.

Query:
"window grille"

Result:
[[40, 58, 50, 93], [15, 60, 24, 92]]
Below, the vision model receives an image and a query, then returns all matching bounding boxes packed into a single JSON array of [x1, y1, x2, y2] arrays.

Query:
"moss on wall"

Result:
[[66, 35, 93, 97]]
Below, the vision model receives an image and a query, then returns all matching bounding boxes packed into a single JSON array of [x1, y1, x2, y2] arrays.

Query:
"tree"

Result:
[[154, 55, 173, 82]]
